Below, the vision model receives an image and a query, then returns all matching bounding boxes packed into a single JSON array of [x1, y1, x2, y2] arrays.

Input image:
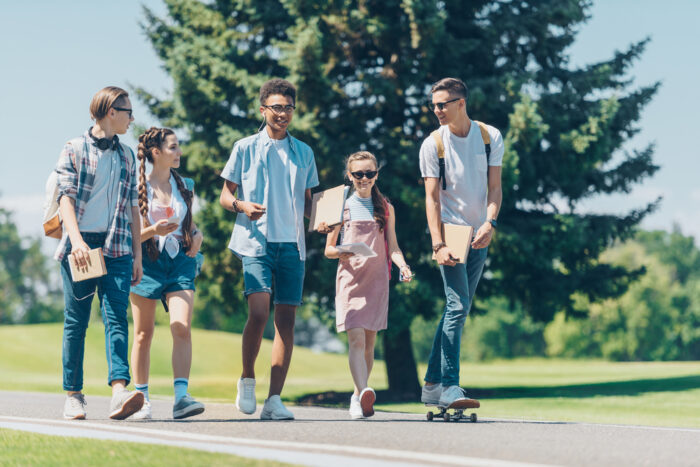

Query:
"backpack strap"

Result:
[[431, 130, 446, 190], [475, 121, 491, 175]]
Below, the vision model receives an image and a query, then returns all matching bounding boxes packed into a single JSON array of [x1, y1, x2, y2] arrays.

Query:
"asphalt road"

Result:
[[1, 390, 698, 466]]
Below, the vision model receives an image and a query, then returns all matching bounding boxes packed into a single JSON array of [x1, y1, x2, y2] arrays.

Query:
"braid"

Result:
[[171, 169, 193, 251]]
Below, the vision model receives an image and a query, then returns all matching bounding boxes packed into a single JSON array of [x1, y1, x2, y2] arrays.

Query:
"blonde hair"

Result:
[[89, 86, 129, 121], [137, 127, 194, 261], [345, 151, 388, 231]]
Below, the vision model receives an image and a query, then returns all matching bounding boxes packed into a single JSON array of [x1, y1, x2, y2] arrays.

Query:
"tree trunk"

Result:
[[383, 327, 421, 401]]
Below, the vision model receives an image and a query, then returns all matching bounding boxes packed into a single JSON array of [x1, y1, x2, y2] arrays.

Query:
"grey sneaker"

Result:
[[359, 387, 376, 417], [132, 400, 152, 420], [421, 383, 443, 405], [260, 395, 294, 420], [349, 394, 364, 419], [63, 393, 87, 420], [109, 389, 144, 420], [438, 385, 468, 407], [236, 377, 256, 415], [173, 394, 205, 420]]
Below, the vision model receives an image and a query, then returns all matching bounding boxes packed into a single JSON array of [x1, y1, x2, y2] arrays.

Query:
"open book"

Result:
[[432, 223, 474, 263], [68, 247, 107, 282], [308, 185, 350, 232]]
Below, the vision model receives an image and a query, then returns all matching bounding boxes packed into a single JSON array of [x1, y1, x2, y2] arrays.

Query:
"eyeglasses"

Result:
[[350, 170, 378, 180], [263, 104, 296, 114], [112, 106, 133, 118], [430, 97, 461, 111]]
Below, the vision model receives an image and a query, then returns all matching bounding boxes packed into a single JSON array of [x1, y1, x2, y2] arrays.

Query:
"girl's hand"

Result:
[[153, 219, 179, 236], [186, 229, 203, 257], [338, 252, 355, 262], [399, 265, 414, 282], [316, 221, 332, 234]]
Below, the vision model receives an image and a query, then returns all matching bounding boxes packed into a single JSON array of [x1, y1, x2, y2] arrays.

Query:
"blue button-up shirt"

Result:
[[221, 130, 319, 259]]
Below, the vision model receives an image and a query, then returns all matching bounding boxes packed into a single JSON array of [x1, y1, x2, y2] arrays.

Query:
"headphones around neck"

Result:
[[89, 127, 119, 151]]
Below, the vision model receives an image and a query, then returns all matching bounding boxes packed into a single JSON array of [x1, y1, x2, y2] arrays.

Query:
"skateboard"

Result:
[[426, 398, 480, 422]]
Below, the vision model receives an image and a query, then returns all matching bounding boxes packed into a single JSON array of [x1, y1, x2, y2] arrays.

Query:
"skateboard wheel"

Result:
[[427, 412, 434, 421], [470, 413, 477, 423], [444, 412, 451, 422]]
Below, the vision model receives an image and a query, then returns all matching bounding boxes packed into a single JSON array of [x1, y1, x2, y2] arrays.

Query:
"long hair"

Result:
[[137, 127, 194, 261], [345, 151, 387, 231]]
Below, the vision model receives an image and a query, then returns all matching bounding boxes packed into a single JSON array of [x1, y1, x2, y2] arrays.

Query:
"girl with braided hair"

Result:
[[129, 127, 205, 420]]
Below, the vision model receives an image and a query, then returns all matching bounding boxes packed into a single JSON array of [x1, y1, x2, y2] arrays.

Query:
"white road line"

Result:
[[0, 416, 556, 467], [484, 417, 700, 433]]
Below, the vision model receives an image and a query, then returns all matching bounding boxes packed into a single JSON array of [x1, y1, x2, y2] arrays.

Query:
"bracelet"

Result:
[[232, 199, 242, 213], [432, 242, 447, 253]]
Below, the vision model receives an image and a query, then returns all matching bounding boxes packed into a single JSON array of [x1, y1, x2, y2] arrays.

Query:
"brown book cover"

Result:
[[69, 248, 107, 282], [308, 185, 350, 232], [432, 223, 474, 263]]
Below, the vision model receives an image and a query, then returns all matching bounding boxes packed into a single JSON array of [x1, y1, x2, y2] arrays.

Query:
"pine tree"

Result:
[[139, 0, 658, 398]]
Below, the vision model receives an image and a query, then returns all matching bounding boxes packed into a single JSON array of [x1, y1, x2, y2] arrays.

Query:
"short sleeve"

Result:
[[488, 127, 504, 166], [221, 143, 243, 185], [184, 177, 195, 193], [306, 153, 319, 189], [419, 136, 440, 178]]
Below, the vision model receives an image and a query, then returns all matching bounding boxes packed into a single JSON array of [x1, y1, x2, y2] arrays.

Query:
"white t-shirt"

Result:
[[419, 121, 504, 228], [266, 137, 297, 242]]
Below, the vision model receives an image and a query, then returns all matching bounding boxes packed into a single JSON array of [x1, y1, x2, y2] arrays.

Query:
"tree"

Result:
[[138, 0, 658, 397], [0, 208, 62, 324]]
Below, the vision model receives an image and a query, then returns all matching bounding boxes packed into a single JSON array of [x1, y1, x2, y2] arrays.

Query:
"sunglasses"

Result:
[[429, 97, 461, 111], [350, 170, 378, 180], [263, 104, 296, 114], [112, 106, 133, 118]]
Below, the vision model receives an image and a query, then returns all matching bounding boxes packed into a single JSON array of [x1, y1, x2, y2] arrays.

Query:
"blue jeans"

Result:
[[241, 242, 305, 306], [61, 233, 133, 391], [424, 247, 488, 387]]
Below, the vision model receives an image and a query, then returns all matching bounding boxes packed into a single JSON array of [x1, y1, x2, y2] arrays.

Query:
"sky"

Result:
[[1, 1, 698, 250]]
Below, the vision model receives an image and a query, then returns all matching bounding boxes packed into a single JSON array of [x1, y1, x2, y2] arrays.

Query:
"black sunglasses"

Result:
[[112, 106, 133, 118], [350, 170, 378, 180], [430, 97, 461, 111]]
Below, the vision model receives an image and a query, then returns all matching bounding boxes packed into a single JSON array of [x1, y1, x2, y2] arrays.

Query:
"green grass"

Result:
[[0, 428, 293, 466], [1, 324, 699, 428]]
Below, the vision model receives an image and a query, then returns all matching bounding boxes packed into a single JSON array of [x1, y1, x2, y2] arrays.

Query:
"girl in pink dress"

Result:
[[322, 151, 412, 419]]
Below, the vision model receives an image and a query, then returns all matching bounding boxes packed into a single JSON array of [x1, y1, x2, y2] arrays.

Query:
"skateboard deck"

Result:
[[426, 398, 480, 422]]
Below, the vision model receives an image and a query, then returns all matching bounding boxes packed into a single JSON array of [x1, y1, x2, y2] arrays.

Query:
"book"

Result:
[[68, 247, 107, 282], [336, 242, 377, 258], [432, 223, 474, 263], [308, 185, 350, 232]]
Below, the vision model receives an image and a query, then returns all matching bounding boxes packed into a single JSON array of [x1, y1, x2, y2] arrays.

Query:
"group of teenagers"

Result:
[[55, 77, 503, 422]]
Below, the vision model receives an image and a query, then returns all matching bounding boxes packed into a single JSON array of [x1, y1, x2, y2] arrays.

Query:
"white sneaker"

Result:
[[260, 395, 294, 420], [439, 385, 468, 407], [132, 400, 152, 420], [421, 383, 443, 404], [63, 393, 87, 420], [236, 378, 256, 415], [349, 394, 364, 419], [109, 389, 145, 420], [359, 387, 376, 417]]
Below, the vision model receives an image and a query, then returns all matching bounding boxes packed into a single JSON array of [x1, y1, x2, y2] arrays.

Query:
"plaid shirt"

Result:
[[53, 130, 139, 261]]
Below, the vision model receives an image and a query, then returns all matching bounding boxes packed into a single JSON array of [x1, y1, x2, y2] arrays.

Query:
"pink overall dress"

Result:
[[335, 206, 389, 332]]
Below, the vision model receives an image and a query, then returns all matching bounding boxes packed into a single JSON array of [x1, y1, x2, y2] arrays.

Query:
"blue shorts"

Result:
[[242, 242, 305, 306], [131, 244, 196, 299]]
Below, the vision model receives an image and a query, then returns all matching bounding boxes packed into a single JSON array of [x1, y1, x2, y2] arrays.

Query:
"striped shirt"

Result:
[[53, 130, 139, 261], [347, 193, 374, 221]]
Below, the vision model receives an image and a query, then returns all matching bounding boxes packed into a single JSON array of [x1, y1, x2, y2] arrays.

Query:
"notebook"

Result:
[[68, 247, 107, 282], [432, 224, 474, 263], [308, 185, 350, 232]]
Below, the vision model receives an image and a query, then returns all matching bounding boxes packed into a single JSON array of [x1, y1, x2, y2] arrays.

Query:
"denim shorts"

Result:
[[131, 244, 196, 299], [242, 242, 305, 306]]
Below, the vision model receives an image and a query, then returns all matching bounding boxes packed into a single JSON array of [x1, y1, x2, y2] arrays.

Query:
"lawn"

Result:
[[1, 323, 698, 428]]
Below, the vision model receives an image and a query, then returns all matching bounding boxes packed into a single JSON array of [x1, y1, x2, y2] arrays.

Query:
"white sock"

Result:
[[135, 383, 149, 401]]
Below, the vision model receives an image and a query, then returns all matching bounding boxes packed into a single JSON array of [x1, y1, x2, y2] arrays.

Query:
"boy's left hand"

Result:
[[471, 222, 494, 249]]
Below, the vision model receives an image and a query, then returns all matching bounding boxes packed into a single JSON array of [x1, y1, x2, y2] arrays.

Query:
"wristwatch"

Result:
[[488, 218, 498, 229]]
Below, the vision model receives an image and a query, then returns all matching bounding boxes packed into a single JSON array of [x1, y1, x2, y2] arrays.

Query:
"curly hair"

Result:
[[136, 127, 194, 261], [259, 78, 296, 105], [345, 151, 388, 231]]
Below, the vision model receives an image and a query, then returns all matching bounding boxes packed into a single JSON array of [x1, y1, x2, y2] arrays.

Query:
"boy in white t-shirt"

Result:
[[419, 78, 504, 407]]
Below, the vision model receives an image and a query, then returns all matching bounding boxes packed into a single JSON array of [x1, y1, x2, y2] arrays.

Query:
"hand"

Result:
[[471, 222, 494, 249], [131, 255, 143, 286], [153, 219, 179, 236], [316, 221, 332, 234], [399, 265, 414, 282], [242, 201, 266, 221], [69, 237, 91, 269], [186, 229, 203, 257], [436, 246, 458, 266], [338, 252, 355, 262]]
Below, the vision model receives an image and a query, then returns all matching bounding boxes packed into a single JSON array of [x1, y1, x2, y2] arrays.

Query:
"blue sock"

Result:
[[135, 384, 149, 402], [174, 378, 188, 402]]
